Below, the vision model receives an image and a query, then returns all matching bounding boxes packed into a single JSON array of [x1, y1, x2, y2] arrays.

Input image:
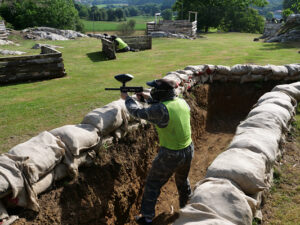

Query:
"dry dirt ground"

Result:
[[10, 82, 285, 225]]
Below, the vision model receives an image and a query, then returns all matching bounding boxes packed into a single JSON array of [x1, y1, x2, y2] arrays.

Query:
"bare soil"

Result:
[[10, 82, 281, 225]]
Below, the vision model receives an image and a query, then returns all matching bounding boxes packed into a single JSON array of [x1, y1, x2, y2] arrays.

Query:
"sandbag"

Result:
[[176, 69, 194, 76], [215, 65, 231, 75], [184, 65, 205, 73], [173, 203, 235, 225], [189, 178, 256, 225], [206, 148, 269, 195], [247, 103, 292, 127], [257, 91, 294, 104], [231, 64, 251, 75], [238, 112, 283, 132], [0, 154, 26, 199], [228, 131, 279, 164], [284, 64, 300, 76], [269, 65, 289, 77], [31, 163, 69, 195], [9, 131, 66, 184], [255, 97, 296, 116], [63, 150, 96, 179], [289, 81, 300, 90], [249, 65, 272, 75], [272, 84, 300, 101], [203, 64, 216, 75], [50, 124, 100, 156], [0, 199, 8, 220], [163, 73, 182, 84], [81, 99, 130, 136]]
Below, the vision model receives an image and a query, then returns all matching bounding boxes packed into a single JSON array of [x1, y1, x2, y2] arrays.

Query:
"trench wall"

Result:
[[0, 46, 66, 84], [0, 63, 300, 224]]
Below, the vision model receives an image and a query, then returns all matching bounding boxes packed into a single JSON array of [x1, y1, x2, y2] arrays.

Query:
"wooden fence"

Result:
[[101, 35, 152, 60], [0, 46, 66, 84], [147, 20, 197, 37]]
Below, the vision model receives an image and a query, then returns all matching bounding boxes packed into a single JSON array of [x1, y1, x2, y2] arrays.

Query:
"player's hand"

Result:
[[136, 92, 150, 101], [120, 92, 128, 100]]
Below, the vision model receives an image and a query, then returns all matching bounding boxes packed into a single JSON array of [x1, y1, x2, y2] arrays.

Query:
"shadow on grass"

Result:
[[86, 51, 111, 62], [259, 42, 300, 51]]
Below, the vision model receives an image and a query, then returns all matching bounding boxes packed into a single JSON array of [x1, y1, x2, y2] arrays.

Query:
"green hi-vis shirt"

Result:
[[115, 37, 128, 50], [155, 98, 192, 150]]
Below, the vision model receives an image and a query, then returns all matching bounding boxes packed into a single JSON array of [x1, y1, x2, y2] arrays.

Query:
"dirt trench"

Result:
[[11, 82, 281, 225]]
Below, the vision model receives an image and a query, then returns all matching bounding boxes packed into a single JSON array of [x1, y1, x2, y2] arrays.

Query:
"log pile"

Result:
[[0, 46, 66, 84], [0, 21, 8, 40], [147, 20, 197, 38]]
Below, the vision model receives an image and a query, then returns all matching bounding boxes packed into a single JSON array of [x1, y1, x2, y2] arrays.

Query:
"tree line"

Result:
[[0, 0, 299, 34], [0, 0, 84, 31], [75, 3, 173, 21]]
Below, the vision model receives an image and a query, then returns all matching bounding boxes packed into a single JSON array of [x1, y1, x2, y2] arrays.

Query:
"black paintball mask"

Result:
[[147, 79, 177, 102]]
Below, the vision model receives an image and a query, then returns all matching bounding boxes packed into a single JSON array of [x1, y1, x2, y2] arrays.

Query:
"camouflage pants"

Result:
[[140, 143, 194, 219]]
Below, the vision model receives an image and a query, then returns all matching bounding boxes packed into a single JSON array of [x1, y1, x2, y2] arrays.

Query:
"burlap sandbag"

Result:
[[50, 124, 100, 156], [163, 73, 182, 84], [9, 131, 66, 184], [189, 178, 256, 225], [247, 103, 292, 127], [238, 112, 283, 132], [249, 65, 272, 75], [81, 99, 130, 136], [231, 64, 251, 75], [272, 84, 300, 101], [215, 65, 231, 75], [228, 130, 279, 164], [0, 154, 26, 199], [206, 148, 269, 195], [256, 98, 296, 116], [257, 91, 294, 104], [173, 203, 235, 225], [284, 64, 300, 76], [32, 164, 68, 195], [268, 65, 289, 77]]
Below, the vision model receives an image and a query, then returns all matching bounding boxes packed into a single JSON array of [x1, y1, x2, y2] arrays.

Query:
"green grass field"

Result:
[[82, 16, 154, 32]]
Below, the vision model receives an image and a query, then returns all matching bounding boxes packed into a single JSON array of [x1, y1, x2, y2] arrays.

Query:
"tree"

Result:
[[161, 9, 173, 20], [266, 11, 274, 21], [283, 0, 299, 12], [115, 8, 125, 21], [117, 19, 136, 35], [0, 0, 83, 31], [128, 6, 139, 16], [107, 8, 116, 21], [173, 0, 268, 33]]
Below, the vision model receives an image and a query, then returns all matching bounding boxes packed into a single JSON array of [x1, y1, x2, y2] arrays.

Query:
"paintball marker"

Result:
[[105, 74, 145, 101]]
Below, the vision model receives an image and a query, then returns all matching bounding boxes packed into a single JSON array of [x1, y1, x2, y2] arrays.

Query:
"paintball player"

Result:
[[120, 79, 194, 225], [111, 35, 136, 52]]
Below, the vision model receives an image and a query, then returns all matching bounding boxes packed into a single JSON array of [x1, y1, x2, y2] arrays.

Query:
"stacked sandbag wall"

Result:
[[0, 46, 66, 84], [0, 63, 299, 224], [173, 64, 300, 224]]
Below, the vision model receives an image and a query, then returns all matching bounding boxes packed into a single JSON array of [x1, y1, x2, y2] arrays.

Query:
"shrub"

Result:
[[117, 19, 136, 36]]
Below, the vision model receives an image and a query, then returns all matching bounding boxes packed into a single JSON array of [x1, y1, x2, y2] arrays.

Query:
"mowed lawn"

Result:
[[0, 32, 300, 152], [82, 15, 154, 32]]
